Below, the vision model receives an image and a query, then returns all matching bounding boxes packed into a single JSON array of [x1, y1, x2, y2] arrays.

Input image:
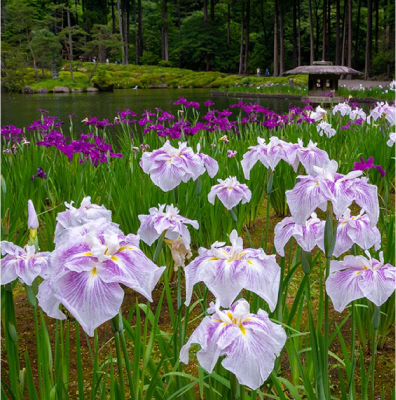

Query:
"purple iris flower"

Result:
[[204, 100, 214, 107], [286, 160, 379, 226], [37, 220, 165, 336], [184, 230, 280, 310], [54, 197, 113, 246], [274, 213, 325, 257], [37, 108, 49, 114], [208, 177, 251, 210], [140, 141, 218, 192], [31, 167, 47, 182], [353, 157, 386, 178], [180, 299, 286, 390], [1, 242, 50, 286], [137, 204, 198, 247], [227, 150, 237, 158], [326, 252, 396, 312]]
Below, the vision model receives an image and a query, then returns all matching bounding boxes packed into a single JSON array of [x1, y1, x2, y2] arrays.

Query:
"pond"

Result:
[[1, 89, 301, 129]]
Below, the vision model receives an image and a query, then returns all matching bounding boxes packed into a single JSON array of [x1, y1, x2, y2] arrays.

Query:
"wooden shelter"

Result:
[[283, 61, 362, 102]]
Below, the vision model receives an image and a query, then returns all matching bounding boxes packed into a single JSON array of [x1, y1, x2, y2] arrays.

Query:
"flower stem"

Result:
[[114, 331, 126, 398], [370, 304, 380, 400], [348, 301, 356, 397]]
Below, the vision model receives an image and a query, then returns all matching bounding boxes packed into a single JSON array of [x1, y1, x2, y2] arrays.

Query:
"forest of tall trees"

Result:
[[1, 0, 395, 79]]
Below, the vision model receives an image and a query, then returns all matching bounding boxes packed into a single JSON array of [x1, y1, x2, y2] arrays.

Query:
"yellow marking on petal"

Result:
[[315, 182, 319, 186], [341, 222, 347, 225], [362, 266, 367, 270], [111, 256, 118, 262], [83, 252, 92, 256], [118, 246, 133, 252], [227, 311, 233, 320], [239, 326, 246, 335], [243, 318, 252, 322], [356, 271, 361, 275], [228, 187, 232, 190], [247, 260, 253, 265], [207, 257, 218, 262], [91, 268, 97, 277], [239, 252, 246, 256]]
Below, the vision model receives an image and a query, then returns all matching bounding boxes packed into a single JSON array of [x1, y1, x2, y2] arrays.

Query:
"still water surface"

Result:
[[2, 89, 301, 129]]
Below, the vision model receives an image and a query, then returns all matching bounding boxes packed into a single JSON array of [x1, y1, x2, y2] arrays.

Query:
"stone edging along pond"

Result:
[[210, 89, 395, 104]]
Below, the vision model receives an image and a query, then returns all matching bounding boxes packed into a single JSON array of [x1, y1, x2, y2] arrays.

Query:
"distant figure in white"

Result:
[[106, 58, 109, 63], [132, 85, 138, 90], [257, 68, 260, 77]]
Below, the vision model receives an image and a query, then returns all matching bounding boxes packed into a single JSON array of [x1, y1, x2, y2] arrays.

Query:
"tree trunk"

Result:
[[210, 0, 215, 21], [117, 0, 125, 64], [28, 42, 39, 81], [322, 0, 327, 60], [138, 0, 143, 57], [227, 3, 230, 47], [364, 0, 372, 79], [347, 0, 352, 69], [111, 1, 116, 33], [297, 0, 301, 66], [52, 58, 59, 80], [279, 3, 284, 75], [308, 0, 315, 63], [354, 0, 361, 69], [177, 0, 181, 67], [67, 7, 75, 82], [238, 1, 244, 75], [134, 0, 139, 64], [161, 1, 169, 61], [87, 57, 99, 84], [315, 3, 319, 56], [244, 0, 250, 73], [273, 0, 278, 76], [341, 0, 347, 65], [293, 0, 298, 67], [374, 0, 378, 53], [336, 0, 340, 64], [203, 0, 207, 21], [327, 0, 331, 60]]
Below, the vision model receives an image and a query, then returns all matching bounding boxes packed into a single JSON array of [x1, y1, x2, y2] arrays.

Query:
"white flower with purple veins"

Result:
[[331, 209, 381, 258], [349, 108, 367, 121], [310, 105, 327, 122], [274, 213, 325, 257], [37, 223, 165, 336], [296, 139, 330, 175], [332, 102, 352, 116], [184, 230, 280, 310], [286, 160, 379, 226], [387, 132, 396, 147], [208, 177, 252, 210], [326, 252, 396, 312], [367, 102, 396, 126], [1, 242, 50, 285], [241, 136, 300, 180], [140, 141, 218, 192], [317, 121, 336, 138], [54, 196, 112, 246], [137, 204, 199, 247], [180, 299, 287, 390]]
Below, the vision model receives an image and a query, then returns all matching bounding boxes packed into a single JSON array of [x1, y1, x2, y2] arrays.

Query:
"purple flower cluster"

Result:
[[27, 116, 63, 133], [31, 166, 47, 182], [37, 130, 122, 165], [1, 125, 25, 142]]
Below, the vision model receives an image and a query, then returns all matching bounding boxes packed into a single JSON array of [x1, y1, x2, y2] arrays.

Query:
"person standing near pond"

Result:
[[257, 68, 260, 77], [265, 68, 270, 76]]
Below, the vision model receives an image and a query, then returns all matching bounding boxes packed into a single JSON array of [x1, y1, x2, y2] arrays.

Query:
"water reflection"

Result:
[[2, 89, 302, 130]]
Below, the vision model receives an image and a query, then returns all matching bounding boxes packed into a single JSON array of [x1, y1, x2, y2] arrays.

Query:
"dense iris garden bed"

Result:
[[1, 97, 395, 399]]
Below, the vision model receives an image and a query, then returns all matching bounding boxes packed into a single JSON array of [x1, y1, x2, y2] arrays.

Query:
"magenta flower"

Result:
[[326, 252, 396, 312], [286, 160, 379, 226], [140, 141, 218, 192], [208, 177, 251, 210], [31, 166, 47, 182], [353, 157, 386, 178], [38, 222, 165, 336], [204, 100, 214, 107], [184, 230, 280, 310], [227, 150, 237, 158], [137, 204, 199, 247], [1, 242, 50, 286], [180, 299, 286, 390]]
